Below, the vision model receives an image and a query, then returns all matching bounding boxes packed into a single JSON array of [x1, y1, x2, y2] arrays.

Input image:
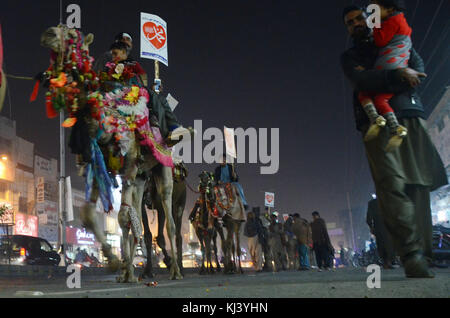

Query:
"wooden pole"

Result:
[[154, 60, 160, 80]]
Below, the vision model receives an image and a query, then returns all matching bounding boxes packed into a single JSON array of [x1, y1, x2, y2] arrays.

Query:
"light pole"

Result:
[[59, 113, 67, 266], [346, 192, 356, 251]]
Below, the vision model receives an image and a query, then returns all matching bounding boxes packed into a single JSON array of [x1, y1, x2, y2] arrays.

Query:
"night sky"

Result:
[[1, 0, 449, 227]]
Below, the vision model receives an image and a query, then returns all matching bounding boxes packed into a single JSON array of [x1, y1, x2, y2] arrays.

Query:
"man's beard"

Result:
[[352, 25, 372, 41]]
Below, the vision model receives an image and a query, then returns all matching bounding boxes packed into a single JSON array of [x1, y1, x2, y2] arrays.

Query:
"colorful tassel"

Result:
[[29, 80, 40, 102], [62, 117, 77, 128], [45, 95, 57, 118]]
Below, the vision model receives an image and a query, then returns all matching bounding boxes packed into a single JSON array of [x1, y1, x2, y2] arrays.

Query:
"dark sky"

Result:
[[1, 0, 449, 224]]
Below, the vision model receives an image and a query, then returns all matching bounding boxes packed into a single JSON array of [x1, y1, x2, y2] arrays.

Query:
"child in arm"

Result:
[[359, 0, 412, 152]]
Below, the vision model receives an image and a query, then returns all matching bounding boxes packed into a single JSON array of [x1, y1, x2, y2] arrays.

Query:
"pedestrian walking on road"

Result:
[[244, 211, 264, 272], [311, 211, 334, 271], [292, 213, 312, 270], [269, 212, 286, 272], [283, 215, 298, 270]]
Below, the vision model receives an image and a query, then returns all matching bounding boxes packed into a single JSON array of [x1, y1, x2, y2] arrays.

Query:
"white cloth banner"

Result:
[[265, 192, 275, 208], [140, 13, 169, 66], [224, 127, 236, 159], [166, 93, 179, 111], [65, 177, 74, 222]]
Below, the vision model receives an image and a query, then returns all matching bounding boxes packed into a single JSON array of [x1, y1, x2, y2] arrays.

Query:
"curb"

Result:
[[0, 265, 200, 278]]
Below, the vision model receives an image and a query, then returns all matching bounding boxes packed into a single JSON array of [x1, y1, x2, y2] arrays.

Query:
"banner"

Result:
[[36, 200, 58, 226], [65, 176, 74, 222], [14, 213, 38, 237], [66, 227, 96, 246], [224, 127, 237, 159], [140, 13, 168, 66], [39, 225, 58, 243], [166, 93, 179, 111], [0, 202, 14, 225], [36, 177, 45, 203], [264, 192, 275, 208]]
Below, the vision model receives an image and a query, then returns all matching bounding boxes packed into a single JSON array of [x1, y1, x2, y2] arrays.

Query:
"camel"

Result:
[[141, 160, 187, 278], [209, 177, 247, 274], [39, 25, 182, 282], [190, 171, 226, 274]]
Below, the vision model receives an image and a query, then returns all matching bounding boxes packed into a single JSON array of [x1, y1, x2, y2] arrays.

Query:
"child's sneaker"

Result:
[[364, 116, 386, 142], [385, 125, 408, 152]]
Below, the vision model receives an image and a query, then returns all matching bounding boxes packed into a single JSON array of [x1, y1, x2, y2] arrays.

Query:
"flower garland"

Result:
[[214, 183, 235, 211], [40, 29, 101, 127]]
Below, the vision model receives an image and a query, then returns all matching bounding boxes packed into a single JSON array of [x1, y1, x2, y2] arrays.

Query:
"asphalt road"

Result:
[[0, 267, 448, 298]]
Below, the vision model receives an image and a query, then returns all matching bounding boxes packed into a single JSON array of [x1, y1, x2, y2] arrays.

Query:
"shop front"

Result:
[[65, 226, 101, 264]]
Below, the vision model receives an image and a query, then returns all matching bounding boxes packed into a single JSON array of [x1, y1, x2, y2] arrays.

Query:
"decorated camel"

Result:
[[141, 159, 187, 278], [190, 171, 226, 274], [207, 172, 246, 274], [38, 25, 182, 281]]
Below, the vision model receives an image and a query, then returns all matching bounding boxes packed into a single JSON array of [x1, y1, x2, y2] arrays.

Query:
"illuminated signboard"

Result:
[[66, 227, 96, 246], [14, 213, 38, 237]]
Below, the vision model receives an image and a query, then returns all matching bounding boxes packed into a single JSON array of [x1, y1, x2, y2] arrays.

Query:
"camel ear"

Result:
[[82, 33, 94, 51], [85, 33, 94, 45]]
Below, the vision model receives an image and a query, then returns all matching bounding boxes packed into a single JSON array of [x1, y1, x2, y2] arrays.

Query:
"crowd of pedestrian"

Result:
[[244, 208, 337, 273]]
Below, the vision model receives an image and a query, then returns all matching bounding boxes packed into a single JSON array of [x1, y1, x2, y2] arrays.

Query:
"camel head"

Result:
[[41, 25, 94, 56], [39, 25, 100, 126], [198, 171, 215, 197]]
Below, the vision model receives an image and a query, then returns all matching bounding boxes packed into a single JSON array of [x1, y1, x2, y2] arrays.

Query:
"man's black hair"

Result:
[[312, 211, 320, 217], [110, 41, 128, 52], [373, 0, 406, 12], [293, 213, 300, 218], [342, 5, 365, 21]]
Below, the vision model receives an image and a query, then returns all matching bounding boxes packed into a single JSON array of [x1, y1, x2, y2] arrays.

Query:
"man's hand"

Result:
[[398, 68, 427, 88]]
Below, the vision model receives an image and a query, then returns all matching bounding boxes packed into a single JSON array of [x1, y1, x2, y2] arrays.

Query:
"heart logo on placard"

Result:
[[143, 22, 166, 50], [265, 194, 273, 203]]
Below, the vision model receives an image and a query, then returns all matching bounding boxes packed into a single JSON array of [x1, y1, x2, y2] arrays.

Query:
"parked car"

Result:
[[0, 235, 60, 266]]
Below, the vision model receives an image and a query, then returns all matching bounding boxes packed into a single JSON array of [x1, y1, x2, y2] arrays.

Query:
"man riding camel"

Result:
[[214, 154, 249, 210], [95, 32, 193, 147]]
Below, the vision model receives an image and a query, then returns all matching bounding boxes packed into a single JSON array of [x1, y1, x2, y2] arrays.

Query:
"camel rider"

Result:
[[214, 155, 249, 210], [93, 32, 133, 74], [95, 33, 192, 146]]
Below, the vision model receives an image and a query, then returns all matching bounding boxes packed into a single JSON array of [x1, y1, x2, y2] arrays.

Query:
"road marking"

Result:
[[25, 280, 188, 297], [14, 291, 44, 297]]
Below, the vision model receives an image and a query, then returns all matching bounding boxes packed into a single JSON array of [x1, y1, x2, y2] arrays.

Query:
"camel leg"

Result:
[[225, 224, 235, 274], [235, 222, 244, 274], [122, 177, 145, 283], [156, 207, 171, 268], [141, 198, 154, 279], [212, 229, 221, 272], [80, 185, 120, 272], [205, 231, 214, 274], [198, 234, 206, 275], [117, 178, 139, 283], [153, 166, 182, 280], [174, 203, 184, 275], [215, 220, 226, 272]]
